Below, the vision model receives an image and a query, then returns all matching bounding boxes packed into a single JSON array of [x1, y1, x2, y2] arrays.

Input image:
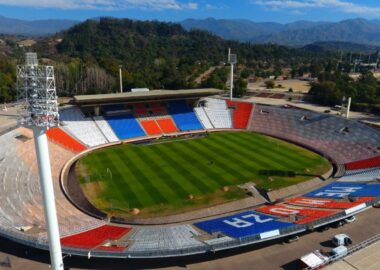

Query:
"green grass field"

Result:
[[76, 132, 330, 218]]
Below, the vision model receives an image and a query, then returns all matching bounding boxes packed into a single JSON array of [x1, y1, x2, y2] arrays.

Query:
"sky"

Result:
[[1, 0, 380, 23]]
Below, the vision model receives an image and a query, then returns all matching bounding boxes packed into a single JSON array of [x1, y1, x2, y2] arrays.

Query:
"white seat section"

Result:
[[194, 107, 213, 129], [93, 116, 119, 142], [59, 108, 108, 147], [338, 167, 380, 182], [204, 108, 232, 129], [204, 98, 227, 110], [127, 225, 204, 252]]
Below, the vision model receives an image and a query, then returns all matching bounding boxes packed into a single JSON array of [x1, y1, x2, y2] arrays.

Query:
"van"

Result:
[[330, 245, 348, 259], [332, 234, 352, 247]]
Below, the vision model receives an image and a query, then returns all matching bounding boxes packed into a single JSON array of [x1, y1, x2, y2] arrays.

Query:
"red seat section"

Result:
[[47, 128, 86, 153], [345, 156, 380, 170], [61, 225, 131, 249], [140, 120, 162, 135], [226, 100, 253, 129], [285, 196, 373, 209], [256, 204, 337, 224], [157, 118, 179, 133]]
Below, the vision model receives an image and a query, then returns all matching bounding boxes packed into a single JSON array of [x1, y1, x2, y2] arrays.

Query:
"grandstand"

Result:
[[1, 90, 380, 262], [60, 107, 108, 147], [249, 104, 380, 164]]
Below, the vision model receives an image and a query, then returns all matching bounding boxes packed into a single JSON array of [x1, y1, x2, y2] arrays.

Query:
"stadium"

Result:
[[1, 76, 380, 270]]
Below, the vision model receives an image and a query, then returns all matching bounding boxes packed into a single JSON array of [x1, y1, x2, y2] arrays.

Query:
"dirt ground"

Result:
[[0, 103, 17, 133], [248, 79, 311, 93]]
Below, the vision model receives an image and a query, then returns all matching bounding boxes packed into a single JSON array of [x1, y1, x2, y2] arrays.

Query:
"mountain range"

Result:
[[180, 18, 380, 46], [1, 15, 380, 48], [0, 15, 78, 36]]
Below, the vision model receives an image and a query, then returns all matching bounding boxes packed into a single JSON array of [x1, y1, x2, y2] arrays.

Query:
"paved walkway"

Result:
[[326, 241, 380, 270]]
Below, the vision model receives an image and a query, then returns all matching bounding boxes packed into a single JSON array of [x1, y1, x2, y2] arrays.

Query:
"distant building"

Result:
[[17, 39, 36, 47]]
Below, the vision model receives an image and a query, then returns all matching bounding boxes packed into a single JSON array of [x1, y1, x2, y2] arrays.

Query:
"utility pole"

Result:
[[119, 65, 123, 93]]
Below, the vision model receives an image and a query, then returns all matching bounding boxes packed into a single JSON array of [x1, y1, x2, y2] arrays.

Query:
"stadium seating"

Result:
[[226, 100, 253, 129], [345, 156, 380, 170], [133, 103, 149, 117], [103, 104, 126, 113], [304, 182, 380, 199], [256, 204, 337, 224], [59, 108, 108, 147], [105, 114, 146, 140], [93, 116, 119, 143], [61, 225, 131, 249], [150, 102, 167, 114], [338, 166, 380, 182], [0, 128, 104, 239], [285, 196, 374, 209], [249, 105, 380, 164], [204, 98, 227, 110], [46, 128, 87, 152], [140, 120, 162, 135], [195, 211, 293, 238], [204, 108, 232, 129], [168, 100, 203, 131], [127, 225, 204, 251], [96, 246, 126, 252], [194, 107, 213, 129], [156, 118, 178, 133]]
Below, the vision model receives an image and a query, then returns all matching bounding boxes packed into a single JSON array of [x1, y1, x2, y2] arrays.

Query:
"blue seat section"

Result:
[[168, 100, 203, 131], [105, 114, 146, 140], [194, 211, 292, 238], [355, 184, 380, 197], [304, 182, 380, 199]]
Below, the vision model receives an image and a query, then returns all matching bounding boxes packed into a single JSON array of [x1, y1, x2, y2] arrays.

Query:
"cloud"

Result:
[[0, 0, 198, 10], [253, 0, 380, 16]]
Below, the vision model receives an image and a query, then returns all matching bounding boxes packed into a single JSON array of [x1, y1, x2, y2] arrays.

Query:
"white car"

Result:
[[345, 216, 356, 224]]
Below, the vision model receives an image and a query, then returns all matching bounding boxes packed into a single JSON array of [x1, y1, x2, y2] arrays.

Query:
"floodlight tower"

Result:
[[17, 53, 63, 270], [228, 48, 237, 100]]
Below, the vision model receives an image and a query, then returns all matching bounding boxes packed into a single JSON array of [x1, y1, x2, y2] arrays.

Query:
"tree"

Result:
[[265, 80, 275, 89], [233, 78, 247, 98], [309, 81, 341, 106]]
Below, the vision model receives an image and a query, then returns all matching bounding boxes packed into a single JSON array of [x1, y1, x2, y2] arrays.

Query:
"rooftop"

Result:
[[74, 88, 223, 105]]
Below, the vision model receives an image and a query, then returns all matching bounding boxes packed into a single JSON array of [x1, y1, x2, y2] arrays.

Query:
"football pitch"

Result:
[[76, 132, 330, 217]]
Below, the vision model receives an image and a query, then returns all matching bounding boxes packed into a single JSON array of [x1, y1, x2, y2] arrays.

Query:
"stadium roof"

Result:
[[73, 89, 223, 105]]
